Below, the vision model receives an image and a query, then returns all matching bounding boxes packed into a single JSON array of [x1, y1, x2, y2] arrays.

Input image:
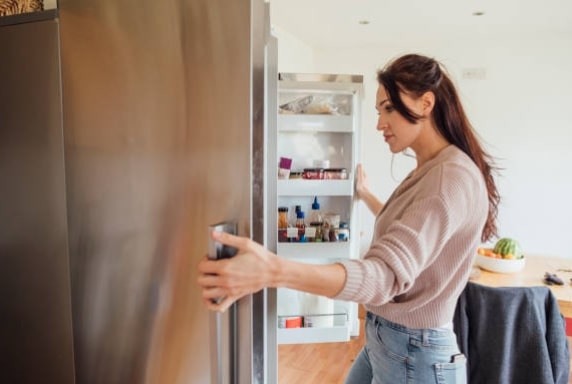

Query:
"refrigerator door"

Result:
[[0, 11, 75, 384], [1, 0, 270, 383], [58, 0, 267, 382]]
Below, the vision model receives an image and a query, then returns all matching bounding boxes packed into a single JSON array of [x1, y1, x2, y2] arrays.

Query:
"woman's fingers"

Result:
[[198, 233, 271, 312], [201, 285, 227, 301], [197, 255, 226, 275], [211, 230, 251, 249], [202, 295, 237, 312]]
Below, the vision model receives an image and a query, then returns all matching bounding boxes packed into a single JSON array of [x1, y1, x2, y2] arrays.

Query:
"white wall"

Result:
[[271, 25, 315, 73], [276, 31, 572, 258]]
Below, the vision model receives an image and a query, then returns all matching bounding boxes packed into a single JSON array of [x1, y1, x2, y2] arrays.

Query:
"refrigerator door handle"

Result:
[[208, 222, 238, 384], [208, 222, 238, 261]]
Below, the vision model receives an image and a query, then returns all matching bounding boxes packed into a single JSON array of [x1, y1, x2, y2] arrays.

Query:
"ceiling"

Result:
[[268, 0, 572, 49]]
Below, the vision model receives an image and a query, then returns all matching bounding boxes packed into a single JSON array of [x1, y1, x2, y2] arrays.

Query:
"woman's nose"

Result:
[[377, 116, 387, 131]]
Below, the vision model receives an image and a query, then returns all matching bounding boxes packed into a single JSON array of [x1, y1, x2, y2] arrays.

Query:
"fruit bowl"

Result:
[[475, 254, 526, 274]]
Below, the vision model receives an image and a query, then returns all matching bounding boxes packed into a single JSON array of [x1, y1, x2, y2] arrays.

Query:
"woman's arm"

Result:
[[356, 163, 384, 216], [197, 231, 347, 312]]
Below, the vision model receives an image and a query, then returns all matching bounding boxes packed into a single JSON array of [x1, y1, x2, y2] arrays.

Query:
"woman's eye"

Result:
[[385, 105, 394, 112]]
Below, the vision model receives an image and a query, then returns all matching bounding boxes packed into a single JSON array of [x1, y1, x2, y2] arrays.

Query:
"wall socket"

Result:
[[461, 67, 487, 80]]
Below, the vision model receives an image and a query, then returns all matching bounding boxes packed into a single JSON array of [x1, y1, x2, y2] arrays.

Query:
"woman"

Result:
[[197, 53, 499, 383]]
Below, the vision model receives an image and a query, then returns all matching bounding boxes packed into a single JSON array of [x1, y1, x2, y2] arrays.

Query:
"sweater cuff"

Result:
[[333, 259, 364, 301]]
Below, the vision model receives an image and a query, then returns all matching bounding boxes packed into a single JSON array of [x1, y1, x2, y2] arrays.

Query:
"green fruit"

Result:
[[493, 238, 523, 259]]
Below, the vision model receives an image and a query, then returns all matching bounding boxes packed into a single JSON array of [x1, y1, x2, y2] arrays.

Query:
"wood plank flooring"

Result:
[[278, 318, 365, 384], [278, 318, 572, 384]]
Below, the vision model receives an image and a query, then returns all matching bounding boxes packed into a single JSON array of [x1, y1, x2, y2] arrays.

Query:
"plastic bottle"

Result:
[[278, 207, 289, 242], [292, 205, 302, 227], [295, 210, 306, 242], [309, 196, 323, 242], [338, 222, 349, 241], [278, 207, 289, 229]]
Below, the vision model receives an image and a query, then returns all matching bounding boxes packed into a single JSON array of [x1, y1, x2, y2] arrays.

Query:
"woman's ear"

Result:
[[421, 91, 435, 117]]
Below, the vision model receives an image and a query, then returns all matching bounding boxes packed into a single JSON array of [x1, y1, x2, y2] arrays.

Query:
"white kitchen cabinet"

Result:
[[273, 73, 363, 344]]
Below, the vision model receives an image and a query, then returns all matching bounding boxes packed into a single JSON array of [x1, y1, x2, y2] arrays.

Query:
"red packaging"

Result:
[[323, 168, 348, 180], [285, 316, 302, 328], [302, 168, 324, 180]]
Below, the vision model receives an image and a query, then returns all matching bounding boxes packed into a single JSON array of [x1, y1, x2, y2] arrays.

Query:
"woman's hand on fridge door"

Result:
[[355, 163, 370, 199], [355, 163, 384, 216], [197, 230, 279, 312]]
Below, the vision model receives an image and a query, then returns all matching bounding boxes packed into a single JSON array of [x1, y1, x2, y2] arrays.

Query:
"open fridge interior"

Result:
[[274, 73, 363, 344]]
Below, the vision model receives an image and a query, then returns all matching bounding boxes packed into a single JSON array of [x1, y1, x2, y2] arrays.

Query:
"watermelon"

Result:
[[493, 238, 524, 259]]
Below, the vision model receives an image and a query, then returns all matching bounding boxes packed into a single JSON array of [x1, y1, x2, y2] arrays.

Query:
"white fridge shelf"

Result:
[[277, 179, 353, 196], [277, 241, 352, 260], [278, 114, 354, 133], [277, 325, 351, 344]]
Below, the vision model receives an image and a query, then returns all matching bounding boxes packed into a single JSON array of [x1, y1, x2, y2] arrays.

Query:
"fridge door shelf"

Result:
[[277, 241, 351, 260], [277, 322, 351, 344], [277, 179, 353, 196], [278, 114, 354, 133]]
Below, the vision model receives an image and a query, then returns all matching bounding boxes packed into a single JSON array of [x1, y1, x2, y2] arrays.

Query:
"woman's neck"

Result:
[[411, 126, 450, 169]]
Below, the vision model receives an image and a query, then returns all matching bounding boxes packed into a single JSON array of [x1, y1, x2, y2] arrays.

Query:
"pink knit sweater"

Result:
[[336, 145, 488, 329]]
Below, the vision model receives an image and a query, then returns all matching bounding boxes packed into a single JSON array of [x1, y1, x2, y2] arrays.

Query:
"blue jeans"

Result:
[[345, 312, 467, 384]]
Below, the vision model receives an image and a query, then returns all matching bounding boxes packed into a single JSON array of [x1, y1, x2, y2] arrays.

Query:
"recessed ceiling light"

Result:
[[472, 11, 485, 16], [358, 20, 370, 25]]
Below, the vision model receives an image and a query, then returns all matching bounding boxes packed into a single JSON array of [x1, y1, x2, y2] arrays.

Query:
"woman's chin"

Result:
[[388, 144, 404, 154]]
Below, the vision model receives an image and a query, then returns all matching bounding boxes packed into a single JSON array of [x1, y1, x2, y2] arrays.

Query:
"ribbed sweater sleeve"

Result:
[[334, 145, 488, 328]]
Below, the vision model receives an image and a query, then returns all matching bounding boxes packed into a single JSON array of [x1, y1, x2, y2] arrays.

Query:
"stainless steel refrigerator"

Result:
[[0, 0, 277, 383]]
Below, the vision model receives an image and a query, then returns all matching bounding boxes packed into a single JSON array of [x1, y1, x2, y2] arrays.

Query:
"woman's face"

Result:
[[375, 85, 423, 154]]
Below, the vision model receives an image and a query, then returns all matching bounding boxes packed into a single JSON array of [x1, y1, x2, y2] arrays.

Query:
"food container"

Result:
[[284, 316, 303, 328], [277, 207, 289, 242], [278, 157, 292, 179], [303, 168, 324, 180], [324, 213, 340, 242], [338, 222, 349, 241], [323, 168, 348, 180], [313, 159, 330, 169]]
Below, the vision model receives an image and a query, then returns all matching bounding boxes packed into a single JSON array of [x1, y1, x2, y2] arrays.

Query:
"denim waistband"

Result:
[[366, 311, 452, 336]]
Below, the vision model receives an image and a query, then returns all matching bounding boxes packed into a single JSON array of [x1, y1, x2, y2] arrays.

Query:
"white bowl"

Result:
[[475, 254, 526, 274]]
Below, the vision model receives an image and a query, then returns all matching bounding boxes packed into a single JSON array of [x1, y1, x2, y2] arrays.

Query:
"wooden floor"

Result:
[[278, 318, 365, 384], [278, 318, 572, 384]]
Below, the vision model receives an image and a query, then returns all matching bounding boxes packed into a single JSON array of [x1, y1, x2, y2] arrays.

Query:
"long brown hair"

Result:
[[377, 53, 499, 242]]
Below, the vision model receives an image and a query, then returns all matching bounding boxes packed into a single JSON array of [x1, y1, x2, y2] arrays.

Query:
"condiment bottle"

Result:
[[295, 210, 306, 242], [338, 222, 349, 241], [278, 207, 289, 242], [278, 207, 289, 229], [292, 205, 302, 227], [309, 196, 323, 242]]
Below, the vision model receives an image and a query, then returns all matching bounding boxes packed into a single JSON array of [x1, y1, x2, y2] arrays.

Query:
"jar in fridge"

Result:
[[323, 168, 348, 180], [302, 168, 324, 180], [338, 222, 349, 241], [278, 207, 289, 229], [278, 207, 289, 242]]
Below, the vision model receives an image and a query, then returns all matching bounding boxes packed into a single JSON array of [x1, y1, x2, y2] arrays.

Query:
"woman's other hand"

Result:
[[355, 163, 370, 200], [355, 163, 384, 216], [197, 231, 279, 312]]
